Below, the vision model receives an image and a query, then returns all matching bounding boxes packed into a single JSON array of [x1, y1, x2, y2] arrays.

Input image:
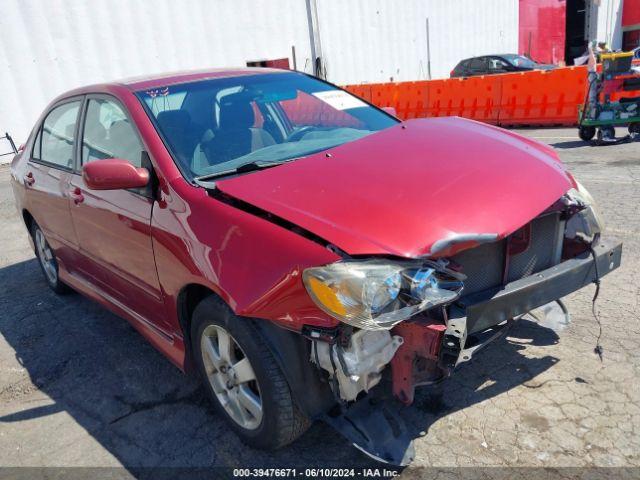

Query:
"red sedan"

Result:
[[10, 68, 621, 465]]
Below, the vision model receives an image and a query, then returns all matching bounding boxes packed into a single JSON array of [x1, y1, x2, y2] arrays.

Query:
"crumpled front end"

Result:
[[302, 185, 621, 464]]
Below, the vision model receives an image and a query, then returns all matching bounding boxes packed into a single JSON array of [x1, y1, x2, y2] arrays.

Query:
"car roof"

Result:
[[464, 54, 520, 60], [119, 67, 288, 90], [57, 67, 290, 98]]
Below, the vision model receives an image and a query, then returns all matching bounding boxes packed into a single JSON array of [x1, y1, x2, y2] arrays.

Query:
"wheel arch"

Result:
[[176, 282, 218, 373], [177, 283, 335, 417], [22, 209, 34, 232]]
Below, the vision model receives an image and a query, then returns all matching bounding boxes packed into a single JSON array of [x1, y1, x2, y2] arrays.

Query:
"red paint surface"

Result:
[[82, 158, 149, 190], [519, 0, 567, 64], [217, 117, 572, 258], [623, 0, 640, 26], [10, 69, 572, 374]]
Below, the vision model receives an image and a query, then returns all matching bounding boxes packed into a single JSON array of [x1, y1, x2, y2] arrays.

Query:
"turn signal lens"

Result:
[[306, 277, 347, 317]]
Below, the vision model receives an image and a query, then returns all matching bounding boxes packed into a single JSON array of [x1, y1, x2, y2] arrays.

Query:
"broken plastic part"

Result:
[[565, 205, 603, 241], [428, 232, 499, 257], [321, 397, 415, 466], [311, 329, 403, 402], [522, 300, 571, 332], [565, 181, 605, 238]]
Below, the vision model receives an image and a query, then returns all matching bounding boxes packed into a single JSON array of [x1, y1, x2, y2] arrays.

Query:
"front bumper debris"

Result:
[[389, 237, 622, 405], [321, 397, 415, 466], [316, 238, 622, 465], [441, 236, 622, 369]]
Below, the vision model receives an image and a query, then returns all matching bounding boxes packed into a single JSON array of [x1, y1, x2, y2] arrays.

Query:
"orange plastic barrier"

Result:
[[344, 84, 372, 103], [497, 66, 587, 126], [346, 81, 431, 119], [344, 64, 639, 127], [427, 76, 501, 124]]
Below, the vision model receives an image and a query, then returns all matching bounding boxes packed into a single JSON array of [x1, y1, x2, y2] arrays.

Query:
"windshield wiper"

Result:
[[193, 160, 293, 188]]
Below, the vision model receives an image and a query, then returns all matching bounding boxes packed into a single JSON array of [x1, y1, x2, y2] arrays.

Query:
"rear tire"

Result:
[[31, 222, 72, 295], [629, 123, 640, 135], [578, 125, 596, 141], [191, 295, 310, 450]]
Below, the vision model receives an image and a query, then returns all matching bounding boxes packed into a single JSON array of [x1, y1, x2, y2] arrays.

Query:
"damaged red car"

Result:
[[11, 69, 622, 465]]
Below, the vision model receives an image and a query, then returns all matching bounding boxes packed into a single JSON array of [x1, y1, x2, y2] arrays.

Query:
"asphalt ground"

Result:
[[0, 128, 638, 477]]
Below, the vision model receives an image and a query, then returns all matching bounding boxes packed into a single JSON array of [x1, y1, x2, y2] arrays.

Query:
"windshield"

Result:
[[136, 72, 398, 180], [503, 54, 537, 68]]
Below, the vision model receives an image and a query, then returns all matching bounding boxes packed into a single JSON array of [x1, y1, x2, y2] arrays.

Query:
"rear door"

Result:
[[68, 94, 168, 331], [26, 99, 83, 269]]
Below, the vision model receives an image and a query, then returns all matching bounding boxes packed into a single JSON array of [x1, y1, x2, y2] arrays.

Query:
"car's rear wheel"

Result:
[[191, 295, 310, 450], [31, 222, 71, 294]]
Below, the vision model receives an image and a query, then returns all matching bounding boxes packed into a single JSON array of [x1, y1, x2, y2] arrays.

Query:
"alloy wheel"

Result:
[[200, 324, 263, 430], [35, 228, 57, 285]]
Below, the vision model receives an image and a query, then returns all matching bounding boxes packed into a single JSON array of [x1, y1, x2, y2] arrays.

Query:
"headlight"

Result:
[[566, 180, 605, 239], [303, 259, 464, 330]]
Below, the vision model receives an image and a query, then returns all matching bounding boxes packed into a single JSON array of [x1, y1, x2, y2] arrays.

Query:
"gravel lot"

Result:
[[0, 128, 638, 476]]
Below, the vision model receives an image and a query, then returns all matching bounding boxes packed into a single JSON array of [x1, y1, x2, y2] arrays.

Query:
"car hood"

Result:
[[215, 117, 573, 258]]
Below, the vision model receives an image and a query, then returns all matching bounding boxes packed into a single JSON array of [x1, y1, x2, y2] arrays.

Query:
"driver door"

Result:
[[68, 95, 168, 332]]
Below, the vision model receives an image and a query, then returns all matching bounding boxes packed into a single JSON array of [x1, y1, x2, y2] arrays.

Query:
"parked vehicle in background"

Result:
[[11, 68, 621, 466], [451, 54, 556, 77]]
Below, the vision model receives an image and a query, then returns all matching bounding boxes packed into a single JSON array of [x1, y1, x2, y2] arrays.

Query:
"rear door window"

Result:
[[34, 100, 82, 169]]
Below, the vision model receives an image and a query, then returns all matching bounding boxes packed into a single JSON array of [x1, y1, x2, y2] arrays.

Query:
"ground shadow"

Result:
[[550, 140, 590, 149], [0, 258, 562, 474]]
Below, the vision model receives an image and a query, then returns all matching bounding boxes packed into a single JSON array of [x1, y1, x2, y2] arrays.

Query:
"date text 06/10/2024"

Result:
[[232, 468, 400, 478]]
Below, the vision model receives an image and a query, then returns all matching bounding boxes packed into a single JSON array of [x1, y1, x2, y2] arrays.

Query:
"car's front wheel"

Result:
[[31, 222, 71, 294], [191, 295, 310, 450]]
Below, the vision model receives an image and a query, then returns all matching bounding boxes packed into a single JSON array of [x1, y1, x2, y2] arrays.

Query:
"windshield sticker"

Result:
[[312, 90, 367, 110], [145, 87, 170, 98]]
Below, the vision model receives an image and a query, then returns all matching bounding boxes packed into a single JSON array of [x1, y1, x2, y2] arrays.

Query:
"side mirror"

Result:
[[83, 158, 149, 190], [382, 106, 398, 117]]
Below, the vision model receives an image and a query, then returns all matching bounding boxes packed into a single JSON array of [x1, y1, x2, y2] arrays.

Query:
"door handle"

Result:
[[70, 187, 85, 205], [24, 172, 35, 186]]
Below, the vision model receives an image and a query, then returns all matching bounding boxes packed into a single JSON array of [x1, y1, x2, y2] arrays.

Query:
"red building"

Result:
[[519, 0, 567, 64], [622, 0, 640, 50], [520, 0, 638, 66]]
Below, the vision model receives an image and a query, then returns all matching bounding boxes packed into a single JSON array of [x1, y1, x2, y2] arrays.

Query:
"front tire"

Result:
[[191, 295, 310, 450], [31, 222, 71, 294]]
